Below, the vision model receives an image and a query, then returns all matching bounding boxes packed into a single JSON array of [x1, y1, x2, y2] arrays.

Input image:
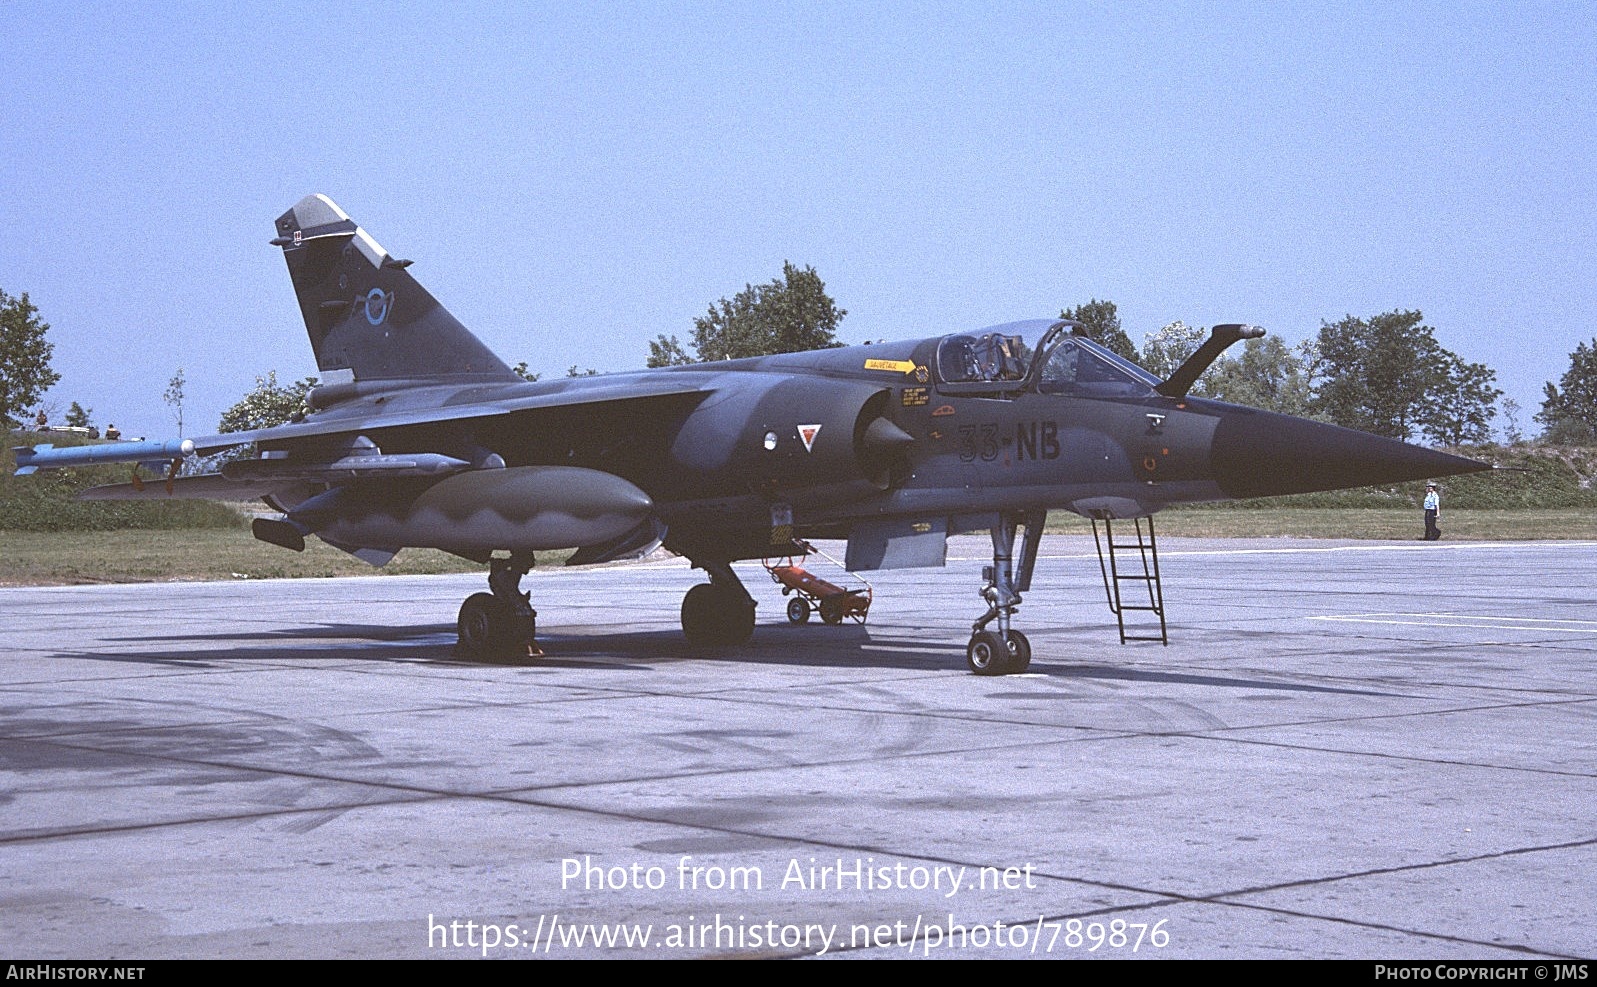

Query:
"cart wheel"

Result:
[[786, 597, 811, 624], [820, 598, 845, 625]]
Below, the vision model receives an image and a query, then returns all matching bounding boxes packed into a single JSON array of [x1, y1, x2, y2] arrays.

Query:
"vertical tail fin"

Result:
[[272, 195, 517, 382]]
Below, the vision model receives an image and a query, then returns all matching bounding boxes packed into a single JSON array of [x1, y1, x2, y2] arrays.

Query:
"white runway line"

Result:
[[951, 541, 1597, 562], [1310, 612, 1597, 634], [1157, 541, 1597, 558]]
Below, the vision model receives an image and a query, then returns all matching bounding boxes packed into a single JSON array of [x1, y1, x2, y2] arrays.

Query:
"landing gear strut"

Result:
[[967, 512, 1043, 675], [457, 553, 541, 659], [681, 561, 757, 646]]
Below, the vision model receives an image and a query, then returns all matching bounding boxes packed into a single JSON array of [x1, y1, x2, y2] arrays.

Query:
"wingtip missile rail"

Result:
[[12, 438, 196, 475]]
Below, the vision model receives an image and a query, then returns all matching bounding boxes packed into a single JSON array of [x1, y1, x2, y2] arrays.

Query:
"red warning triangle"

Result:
[[798, 424, 822, 452]]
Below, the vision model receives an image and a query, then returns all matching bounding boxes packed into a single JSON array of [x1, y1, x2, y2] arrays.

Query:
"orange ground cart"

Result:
[[764, 544, 872, 625]]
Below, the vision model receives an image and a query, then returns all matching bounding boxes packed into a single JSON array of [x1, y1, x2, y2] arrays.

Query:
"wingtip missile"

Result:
[[13, 438, 195, 475]]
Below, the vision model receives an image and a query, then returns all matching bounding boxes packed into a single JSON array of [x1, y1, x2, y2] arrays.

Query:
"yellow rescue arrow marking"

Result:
[[864, 358, 917, 374]]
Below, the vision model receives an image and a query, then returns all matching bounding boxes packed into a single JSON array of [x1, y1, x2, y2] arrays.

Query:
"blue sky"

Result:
[[3, 2, 1593, 438]]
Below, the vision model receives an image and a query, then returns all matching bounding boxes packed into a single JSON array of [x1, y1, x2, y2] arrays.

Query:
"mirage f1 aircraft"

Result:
[[15, 194, 1490, 674]]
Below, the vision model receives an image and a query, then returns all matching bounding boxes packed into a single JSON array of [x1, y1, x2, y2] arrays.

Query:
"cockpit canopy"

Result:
[[937, 331, 1030, 384], [935, 319, 1161, 396]]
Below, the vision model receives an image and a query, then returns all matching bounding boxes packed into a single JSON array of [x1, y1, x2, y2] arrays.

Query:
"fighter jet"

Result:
[[14, 194, 1490, 674]]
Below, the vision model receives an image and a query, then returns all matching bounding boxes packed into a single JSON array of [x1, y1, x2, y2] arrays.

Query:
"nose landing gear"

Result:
[[967, 512, 1043, 675]]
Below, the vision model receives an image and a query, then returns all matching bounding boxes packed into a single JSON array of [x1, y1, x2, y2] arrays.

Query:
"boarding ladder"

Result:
[[1091, 516, 1169, 645]]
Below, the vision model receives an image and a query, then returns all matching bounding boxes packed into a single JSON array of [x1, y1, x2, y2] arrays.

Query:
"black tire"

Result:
[[682, 583, 720, 644], [457, 593, 507, 660], [718, 590, 757, 645], [966, 630, 1009, 676], [1004, 630, 1032, 673], [682, 583, 756, 646], [786, 597, 811, 624]]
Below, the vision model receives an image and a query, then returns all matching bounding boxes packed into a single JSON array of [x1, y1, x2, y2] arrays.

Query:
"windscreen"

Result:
[[1037, 337, 1160, 395]]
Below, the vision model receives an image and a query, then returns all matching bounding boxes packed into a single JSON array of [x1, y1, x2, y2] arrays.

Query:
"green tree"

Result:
[[646, 334, 694, 368], [218, 372, 319, 433], [566, 365, 599, 377], [1537, 338, 1597, 444], [1420, 354, 1501, 446], [64, 401, 93, 429], [1311, 311, 1447, 440], [1204, 336, 1315, 417], [1311, 310, 1502, 444], [0, 289, 61, 429], [1500, 397, 1525, 446], [1060, 299, 1137, 362], [511, 362, 541, 382], [164, 367, 186, 437], [688, 262, 845, 362], [1138, 320, 1208, 383]]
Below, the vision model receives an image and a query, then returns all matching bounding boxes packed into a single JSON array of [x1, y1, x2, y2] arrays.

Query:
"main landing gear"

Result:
[[681, 561, 757, 646], [457, 553, 541, 660], [967, 511, 1044, 676]]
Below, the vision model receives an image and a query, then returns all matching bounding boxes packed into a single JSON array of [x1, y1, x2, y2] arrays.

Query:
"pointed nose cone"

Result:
[[1210, 408, 1491, 500]]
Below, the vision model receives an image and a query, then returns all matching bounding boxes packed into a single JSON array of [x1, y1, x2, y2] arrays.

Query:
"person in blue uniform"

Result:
[[1422, 483, 1441, 540]]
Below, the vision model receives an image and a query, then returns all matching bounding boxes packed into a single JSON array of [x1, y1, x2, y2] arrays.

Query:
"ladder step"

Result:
[[1096, 517, 1164, 646]]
